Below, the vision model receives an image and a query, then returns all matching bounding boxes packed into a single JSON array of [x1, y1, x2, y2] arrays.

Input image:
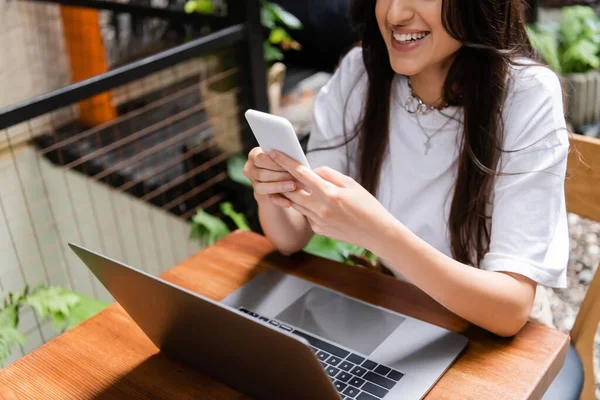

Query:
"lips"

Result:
[[392, 31, 430, 43]]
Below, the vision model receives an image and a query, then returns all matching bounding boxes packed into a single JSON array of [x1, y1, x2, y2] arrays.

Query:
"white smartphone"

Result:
[[244, 109, 311, 168]]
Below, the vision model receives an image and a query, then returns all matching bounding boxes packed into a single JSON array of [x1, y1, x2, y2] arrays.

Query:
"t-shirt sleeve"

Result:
[[306, 46, 365, 177], [479, 66, 570, 288]]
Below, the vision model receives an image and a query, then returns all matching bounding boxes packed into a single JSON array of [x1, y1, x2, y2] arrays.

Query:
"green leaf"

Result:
[[0, 325, 26, 365], [184, 0, 197, 14], [365, 250, 378, 264], [559, 6, 599, 46], [526, 25, 562, 72], [190, 208, 231, 245], [226, 155, 252, 187], [25, 286, 81, 331], [561, 39, 600, 73], [220, 202, 250, 231], [269, 27, 291, 44], [67, 295, 109, 330], [264, 41, 284, 63], [0, 286, 107, 365], [0, 306, 19, 330], [260, 6, 276, 29], [303, 235, 346, 262], [184, 0, 214, 14], [268, 3, 303, 29], [195, 0, 214, 14]]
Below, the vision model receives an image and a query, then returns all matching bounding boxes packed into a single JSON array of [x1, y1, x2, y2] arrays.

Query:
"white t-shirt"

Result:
[[306, 47, 570, 288]]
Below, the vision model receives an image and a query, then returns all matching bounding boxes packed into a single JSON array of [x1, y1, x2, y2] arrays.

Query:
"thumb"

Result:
[[314, 166, 353, 188]]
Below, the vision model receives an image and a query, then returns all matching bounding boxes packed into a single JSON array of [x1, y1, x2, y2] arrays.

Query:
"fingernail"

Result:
[[268, 150, 276, 158], [284, 182, 295, 191]]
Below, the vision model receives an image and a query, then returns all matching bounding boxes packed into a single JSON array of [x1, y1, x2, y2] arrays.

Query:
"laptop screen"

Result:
[[275, 286, 405, 355]]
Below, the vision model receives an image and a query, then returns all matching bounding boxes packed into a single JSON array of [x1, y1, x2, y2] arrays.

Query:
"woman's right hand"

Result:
[[243, 147, 297, 208]]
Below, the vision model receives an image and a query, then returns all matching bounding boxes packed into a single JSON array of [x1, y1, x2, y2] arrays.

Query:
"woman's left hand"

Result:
[[269, 151, 396, 250]]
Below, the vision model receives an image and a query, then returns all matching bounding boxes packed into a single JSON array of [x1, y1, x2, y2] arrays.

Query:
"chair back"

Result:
[[565, 134, 600, 400]]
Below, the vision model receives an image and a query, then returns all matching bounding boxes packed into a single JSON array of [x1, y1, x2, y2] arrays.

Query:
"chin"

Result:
[[388, 57, 425, 77]]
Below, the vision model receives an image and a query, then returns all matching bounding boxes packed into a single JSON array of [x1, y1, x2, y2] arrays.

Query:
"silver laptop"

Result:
[[69, 243, 467, 400]]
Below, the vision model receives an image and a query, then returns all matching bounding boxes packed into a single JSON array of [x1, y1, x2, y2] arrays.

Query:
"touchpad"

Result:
[[275, 286, 405, 355]]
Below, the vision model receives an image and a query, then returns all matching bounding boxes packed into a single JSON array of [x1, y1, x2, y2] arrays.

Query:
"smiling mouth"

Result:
[[392, 31, 430, 43]]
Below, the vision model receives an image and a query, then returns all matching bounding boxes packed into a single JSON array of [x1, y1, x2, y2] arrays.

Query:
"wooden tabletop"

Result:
[[0, 231, 569, 399]]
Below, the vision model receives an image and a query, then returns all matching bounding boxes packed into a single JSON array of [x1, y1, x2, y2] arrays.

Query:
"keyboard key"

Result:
[[268, 320, 280, 327], [249, 311, 259, 318], [336, 371, 352, 382], [350, 366, 367, 377], [259, 316, 269, 322], [339, 361, 354, 372], [326, 366, 341, 377], [349, 377, 365, 388], [357, 393, 378, 400], [374, 365, 391, 376], [320, 361, 327, 369], [238, 307, 250, 313], [362, 382, 389, 398], [317, 351, 331, 362], [347, 353, 365, 365], [327, 356, 342, 366], [362, 360, 378, 370], [279, 324, 292, 331], [343, 385, 360, 398], [291, 330, 350, 358], [387, 369, 404, 381], [363, 371, 396, 390], [334, 381, 348, 392]]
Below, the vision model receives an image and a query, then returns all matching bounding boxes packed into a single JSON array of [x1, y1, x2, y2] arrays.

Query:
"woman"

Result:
[[243, 0, 569, 337]]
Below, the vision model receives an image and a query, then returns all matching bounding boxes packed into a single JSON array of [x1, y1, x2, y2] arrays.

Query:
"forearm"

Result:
[[257, 196, 314, 255], [372, 222, 536, 337]]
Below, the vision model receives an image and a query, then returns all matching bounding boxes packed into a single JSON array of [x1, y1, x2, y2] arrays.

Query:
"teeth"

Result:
[[393, 32, 428, 43]]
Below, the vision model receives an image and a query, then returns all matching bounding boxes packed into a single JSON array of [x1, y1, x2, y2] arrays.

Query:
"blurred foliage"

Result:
[[184, 0, 302, 64], [527, 6, 600, 73], [0, 285, 109, 365]]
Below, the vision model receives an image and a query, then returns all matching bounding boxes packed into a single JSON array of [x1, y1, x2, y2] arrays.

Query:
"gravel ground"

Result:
[[550, 213, 600, 396]]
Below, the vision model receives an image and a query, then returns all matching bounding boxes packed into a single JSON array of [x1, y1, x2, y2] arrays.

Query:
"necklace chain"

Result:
[[415, 112, 453, 155], [405, 78, 453, 155], [404, 78, 448, 115]]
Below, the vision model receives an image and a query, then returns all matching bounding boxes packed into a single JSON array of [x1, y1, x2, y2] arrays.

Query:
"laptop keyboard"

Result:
[[238, 307, 404, 399]]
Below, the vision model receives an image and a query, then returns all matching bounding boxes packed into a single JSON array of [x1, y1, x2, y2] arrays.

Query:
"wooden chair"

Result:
[[549, 134, 600, 400]]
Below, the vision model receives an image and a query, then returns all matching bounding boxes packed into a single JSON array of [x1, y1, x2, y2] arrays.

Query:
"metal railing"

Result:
[[0, 0, 267, 365]]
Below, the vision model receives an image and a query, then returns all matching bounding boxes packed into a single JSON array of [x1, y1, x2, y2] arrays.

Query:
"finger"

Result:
[[314, 166, 354, 188], [254, 181, 297, 195], [250, 167, 294, 183], [283, 188, 313, 207], [254, 151, 286, 171], [268, 194, 292, 208], [270, 151, 328, 192], [290, 202, 320, 222]]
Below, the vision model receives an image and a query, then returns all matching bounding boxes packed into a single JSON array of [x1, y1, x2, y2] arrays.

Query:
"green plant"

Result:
[[0, 285, 109, 366], [527, 5, 600, 73], [190, 156, 378, 267], [184, 0, 302, 64]]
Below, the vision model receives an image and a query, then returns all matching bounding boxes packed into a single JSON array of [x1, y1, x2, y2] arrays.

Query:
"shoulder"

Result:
[[502, 60, 568, 151], [506, 60, 564, 104], [334, 46, 367, 84], [318, 46, 368, 105]]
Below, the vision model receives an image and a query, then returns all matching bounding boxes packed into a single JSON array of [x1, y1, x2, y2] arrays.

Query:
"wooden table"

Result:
[[0, 231, 569, 399]]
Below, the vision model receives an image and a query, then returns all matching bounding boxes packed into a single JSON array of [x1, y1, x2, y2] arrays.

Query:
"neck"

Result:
[[408, 57, 455, 107]]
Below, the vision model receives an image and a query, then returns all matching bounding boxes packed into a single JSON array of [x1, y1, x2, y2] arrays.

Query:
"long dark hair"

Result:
[[347, 0, 534, 267]]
